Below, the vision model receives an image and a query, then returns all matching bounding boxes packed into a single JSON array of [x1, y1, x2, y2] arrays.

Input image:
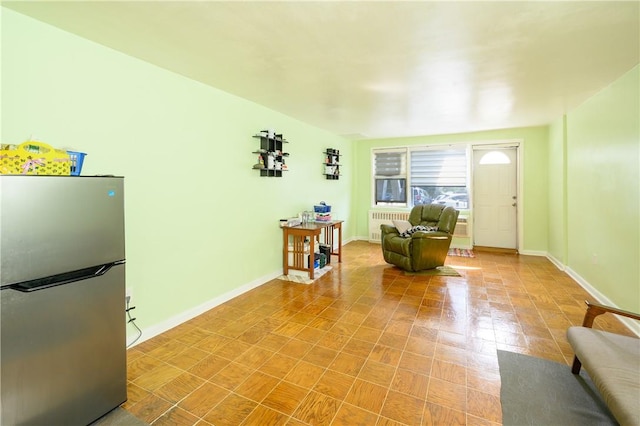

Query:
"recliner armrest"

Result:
[[410, 231, 451, 240], [380, 224, 399, 235]]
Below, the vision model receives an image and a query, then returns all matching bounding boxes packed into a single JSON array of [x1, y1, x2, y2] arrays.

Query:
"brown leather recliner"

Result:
[[381, 204, 459, 272]]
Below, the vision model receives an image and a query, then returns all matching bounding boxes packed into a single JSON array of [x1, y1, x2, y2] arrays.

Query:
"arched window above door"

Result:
[[479, 150, 511, 165]]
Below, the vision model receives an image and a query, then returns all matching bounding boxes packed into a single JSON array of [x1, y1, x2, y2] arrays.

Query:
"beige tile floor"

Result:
[[123, 241, 634, 425]]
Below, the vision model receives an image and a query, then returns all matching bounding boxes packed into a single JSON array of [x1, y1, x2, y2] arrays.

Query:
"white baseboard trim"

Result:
[[129, 244, 639, 347], [127, 269, 282, 347], [450, 244, 473, 250], [563, 265, 640, 337], [349, 235, 382, 243], [546, 253, 565, 271], [128, 239, 357, 347], [342, 236, 356, 245], [360, 235, 473, 249], [518, 249, 547, 256]]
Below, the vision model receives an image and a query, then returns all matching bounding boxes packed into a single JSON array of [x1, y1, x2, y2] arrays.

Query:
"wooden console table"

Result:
[[282, 220, 343, 279]]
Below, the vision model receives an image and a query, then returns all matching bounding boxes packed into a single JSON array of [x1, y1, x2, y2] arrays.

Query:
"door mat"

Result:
[[402, 265, 461, 277], [448, 248, 475, 257], [277, 266, 332, 285]]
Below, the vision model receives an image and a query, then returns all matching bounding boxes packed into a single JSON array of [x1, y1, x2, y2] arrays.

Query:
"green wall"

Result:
[[565, 66, 639, 312], [2, 7, 638, 338], [1, 8, 355, 339], [547, 117, 567, 265], [353, 127, 549, 253]]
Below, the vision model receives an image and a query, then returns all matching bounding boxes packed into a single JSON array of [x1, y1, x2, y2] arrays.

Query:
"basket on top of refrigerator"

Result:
[[1, 141, 87, 176], [66, 151, 87, 176]]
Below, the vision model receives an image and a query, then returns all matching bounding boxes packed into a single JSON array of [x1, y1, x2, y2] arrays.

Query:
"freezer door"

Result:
[[1, 263, 127, 425], [0, 176, 125, 286]]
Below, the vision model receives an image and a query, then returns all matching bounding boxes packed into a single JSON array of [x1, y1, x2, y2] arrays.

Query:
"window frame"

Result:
[[371, 144, 472, 209], [372, 148, 408, 207]]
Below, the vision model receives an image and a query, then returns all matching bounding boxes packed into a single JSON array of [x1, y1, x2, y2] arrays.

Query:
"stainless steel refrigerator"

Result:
[[1, 175, 127, 425]]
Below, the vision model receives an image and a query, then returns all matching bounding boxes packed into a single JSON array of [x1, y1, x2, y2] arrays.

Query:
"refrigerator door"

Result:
[[1, 264, 127, 425], [0, 176, 125, 287]]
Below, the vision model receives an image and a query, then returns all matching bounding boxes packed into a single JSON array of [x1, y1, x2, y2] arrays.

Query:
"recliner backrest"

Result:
[[409, 204, 444, 227], [408, 204, 459, 234]]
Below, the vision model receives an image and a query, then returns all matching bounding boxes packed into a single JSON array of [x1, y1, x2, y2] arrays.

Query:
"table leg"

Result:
[[337, 223, 342, 263], [283, 228, 289, 275], [309, 237, 315, 280]]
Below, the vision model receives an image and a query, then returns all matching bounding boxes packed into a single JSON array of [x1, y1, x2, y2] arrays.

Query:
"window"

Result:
[[372, 146, 469, 208], [410, 148, 468, 208], [373, 150, 407, 205]]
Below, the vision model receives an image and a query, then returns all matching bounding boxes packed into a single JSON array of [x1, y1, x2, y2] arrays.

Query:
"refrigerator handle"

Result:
[[6, 260, 126, 293], [95, 260, 125, 276]]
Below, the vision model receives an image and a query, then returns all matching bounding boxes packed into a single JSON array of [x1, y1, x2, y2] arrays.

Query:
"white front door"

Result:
[[472, 147, 518, 249]]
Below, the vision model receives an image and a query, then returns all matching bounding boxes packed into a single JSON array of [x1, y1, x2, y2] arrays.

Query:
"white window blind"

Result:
[[410, 149, 467, 186], [374, 151, 406, 177]]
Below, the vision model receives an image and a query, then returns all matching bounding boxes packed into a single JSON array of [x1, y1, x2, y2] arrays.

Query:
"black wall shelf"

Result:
[[252, 131, 289, 177], [323, 148, 341, 180]]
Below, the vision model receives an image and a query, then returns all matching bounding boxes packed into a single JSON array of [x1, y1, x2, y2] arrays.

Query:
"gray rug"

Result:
[[497, 350, 618, 426], [89, 407, 148, 426]]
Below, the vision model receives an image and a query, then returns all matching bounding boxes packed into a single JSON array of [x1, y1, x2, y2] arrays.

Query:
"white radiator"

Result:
[[368, 210, 470, 242], [454, 216, 469, 237], [368, 210, 410, 242]]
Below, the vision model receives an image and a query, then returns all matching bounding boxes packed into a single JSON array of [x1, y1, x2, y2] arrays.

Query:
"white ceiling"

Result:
[[4, 1, 639, 140]]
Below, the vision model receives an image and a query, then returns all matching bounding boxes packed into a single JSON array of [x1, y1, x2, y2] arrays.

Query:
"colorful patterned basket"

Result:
[[0, 141, 71, 175]]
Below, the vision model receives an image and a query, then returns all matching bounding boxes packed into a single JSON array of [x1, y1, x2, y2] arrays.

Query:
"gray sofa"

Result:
[[567, 301, 640, 426]]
